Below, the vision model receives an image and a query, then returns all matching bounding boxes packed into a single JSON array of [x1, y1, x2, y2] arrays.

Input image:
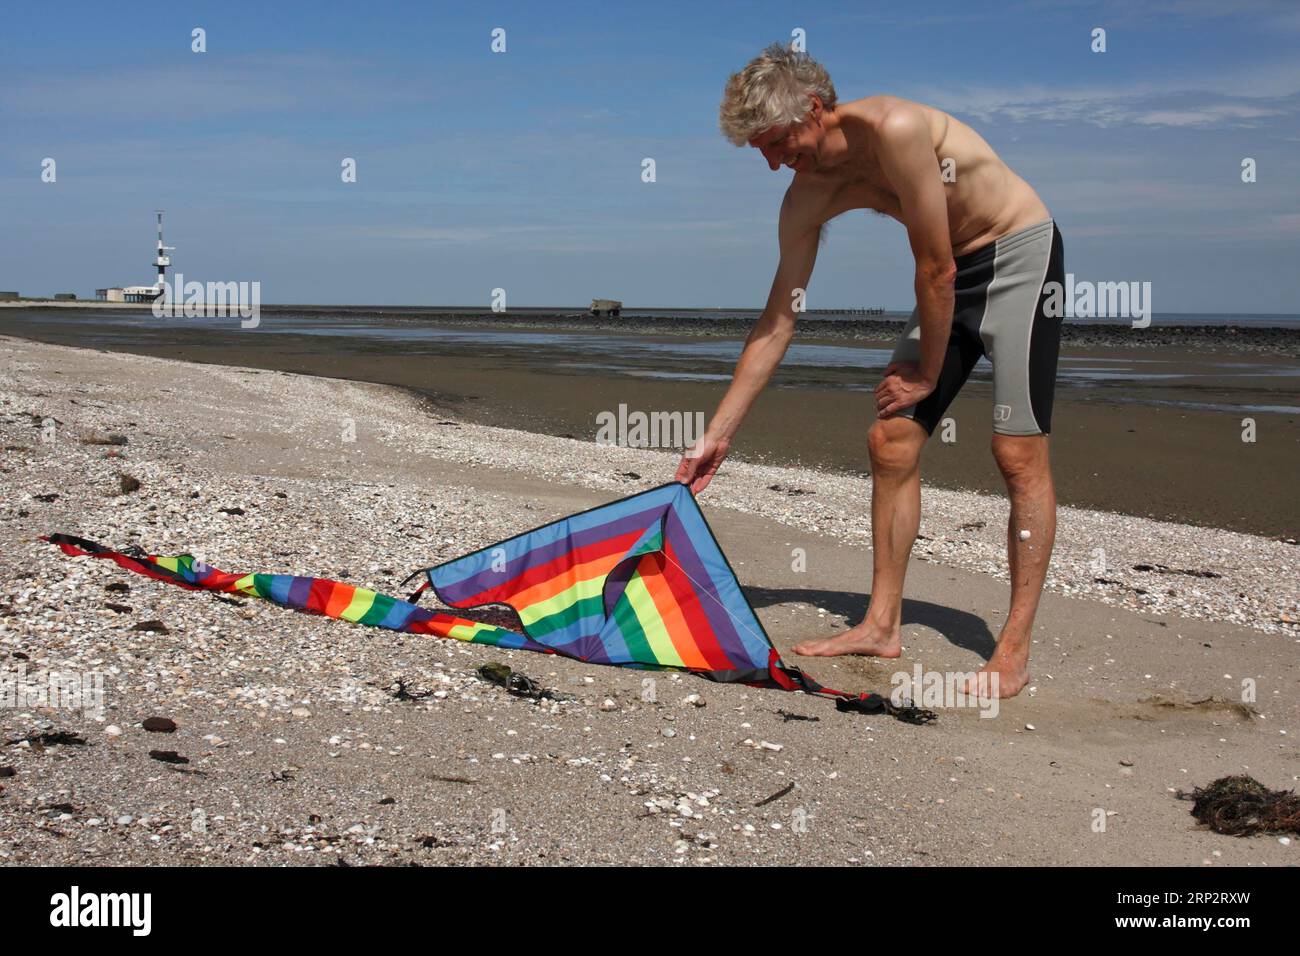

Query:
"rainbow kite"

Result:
[[45, 482, 933, 721]]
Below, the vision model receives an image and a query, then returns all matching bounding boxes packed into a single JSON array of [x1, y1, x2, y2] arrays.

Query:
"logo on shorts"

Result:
[[993, 404, 1012, 422]]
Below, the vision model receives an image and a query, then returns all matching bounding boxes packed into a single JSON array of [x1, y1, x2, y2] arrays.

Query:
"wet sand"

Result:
[[1, 310, 1296, 538]]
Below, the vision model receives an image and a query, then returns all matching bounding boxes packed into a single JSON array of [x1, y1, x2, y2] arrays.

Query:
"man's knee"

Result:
[[868, 417, 925, 473], [991, 435, 1049, 489]]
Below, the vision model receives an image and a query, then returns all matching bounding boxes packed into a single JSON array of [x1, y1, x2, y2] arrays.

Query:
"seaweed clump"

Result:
[[1181, 775, 1300, 837]]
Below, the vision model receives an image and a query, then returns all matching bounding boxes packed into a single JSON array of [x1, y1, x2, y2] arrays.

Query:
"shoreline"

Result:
[[0, 315, 1294, 538], [3, 301, 1298, 355]]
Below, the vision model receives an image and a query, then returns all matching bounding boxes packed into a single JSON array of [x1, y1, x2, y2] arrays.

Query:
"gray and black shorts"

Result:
[[890, 218, 1065, 436]]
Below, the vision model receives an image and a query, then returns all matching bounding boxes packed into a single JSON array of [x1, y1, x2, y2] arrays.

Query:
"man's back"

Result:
[[786, 95, 1050, 255]]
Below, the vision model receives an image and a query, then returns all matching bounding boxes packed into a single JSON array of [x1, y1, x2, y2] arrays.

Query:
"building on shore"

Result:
[[590, 298, 622, 317], [96, 212, 174, 303]]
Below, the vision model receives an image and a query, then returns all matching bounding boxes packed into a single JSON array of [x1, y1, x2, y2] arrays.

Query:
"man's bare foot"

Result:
[[959, 651, 1030, 699], [793, 621, 902, 658]]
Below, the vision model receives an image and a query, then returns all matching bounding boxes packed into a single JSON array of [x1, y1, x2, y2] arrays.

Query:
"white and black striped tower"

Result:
[[153, 210, 174, 292]]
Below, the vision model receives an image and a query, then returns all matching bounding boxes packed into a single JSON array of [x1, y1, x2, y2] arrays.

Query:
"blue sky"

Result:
[[3, 0, 1298, 311]]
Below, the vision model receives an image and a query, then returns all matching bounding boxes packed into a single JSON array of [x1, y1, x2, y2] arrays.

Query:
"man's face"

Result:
[[749, 104, 823, 173]]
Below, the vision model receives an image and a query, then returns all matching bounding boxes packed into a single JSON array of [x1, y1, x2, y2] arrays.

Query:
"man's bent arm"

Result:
[[877, 107, 956, 384], [704, 197, 820, 441]]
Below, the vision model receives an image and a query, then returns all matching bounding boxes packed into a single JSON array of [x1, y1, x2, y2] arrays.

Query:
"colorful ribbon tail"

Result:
[[41, 534, 207, 591]]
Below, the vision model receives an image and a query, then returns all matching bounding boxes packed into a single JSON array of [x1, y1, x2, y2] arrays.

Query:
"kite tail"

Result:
[[767, 650, 938, 725], [44, 534, 217, 591], [40, 534, 531, 648]]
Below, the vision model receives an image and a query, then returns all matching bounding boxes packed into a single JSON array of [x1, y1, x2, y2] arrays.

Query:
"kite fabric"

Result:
[[44, 481, 934, 722]]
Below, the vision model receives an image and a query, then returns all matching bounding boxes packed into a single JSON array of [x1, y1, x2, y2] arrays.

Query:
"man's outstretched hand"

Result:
[[675, 433, 730, 495], [876, 361, 934, 418]]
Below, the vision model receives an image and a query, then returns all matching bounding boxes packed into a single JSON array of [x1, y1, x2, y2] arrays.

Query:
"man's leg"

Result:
[[972, 433, 1055, 696], [794, 415, 927, 657], [965, 219, 1063, 697]]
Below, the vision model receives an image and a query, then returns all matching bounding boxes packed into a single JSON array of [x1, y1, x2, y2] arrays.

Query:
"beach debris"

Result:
[[767, 483, 814, 496], [117, 473, 141, 494], [754, 782, 796, 807], [617, 471, 641, 479], [132, 619, 170, 634], [956, 520, 986, 531], [1180, 775, 1300, 837], [219, 506, 246, 515], [33, 492, 59, 503], [105, 602, 132, 614], [7, 730, 87, 749], [0, 766, 15, 777], [477, 662, 555, 700], [1131, 563, 1222, 579], [105, 581, 130, 593], [149, 749, 190, 765], [776, 709, 820, 722], [81, 430, 128, 446], [388, 678, 433, 701], [141, 717, 177, 733]]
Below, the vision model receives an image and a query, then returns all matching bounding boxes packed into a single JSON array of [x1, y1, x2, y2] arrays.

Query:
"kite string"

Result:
[[656, 548, 772, 648]]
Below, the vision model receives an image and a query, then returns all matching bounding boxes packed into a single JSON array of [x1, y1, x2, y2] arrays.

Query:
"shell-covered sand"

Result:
[[0, 337, 1295, 866]]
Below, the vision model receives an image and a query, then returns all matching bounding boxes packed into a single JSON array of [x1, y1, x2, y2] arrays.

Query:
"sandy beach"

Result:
[[1, 336, 1296, 866]]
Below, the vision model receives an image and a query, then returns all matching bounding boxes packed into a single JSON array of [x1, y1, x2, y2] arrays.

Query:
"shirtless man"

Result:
[[675, 43, 1064, 698]]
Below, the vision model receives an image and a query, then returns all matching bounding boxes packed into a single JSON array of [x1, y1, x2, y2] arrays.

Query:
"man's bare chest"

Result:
[[819, 173, 903, 224]]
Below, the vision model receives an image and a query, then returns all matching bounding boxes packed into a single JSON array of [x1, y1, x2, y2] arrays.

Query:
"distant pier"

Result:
[[804, 307, 888, 315]]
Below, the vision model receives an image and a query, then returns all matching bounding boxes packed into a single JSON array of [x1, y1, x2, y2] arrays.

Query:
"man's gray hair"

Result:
[[719, 43, 838, 146]]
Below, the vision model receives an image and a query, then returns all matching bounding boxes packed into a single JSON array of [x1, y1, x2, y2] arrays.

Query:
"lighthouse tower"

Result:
[[153, 210, 174, 294]]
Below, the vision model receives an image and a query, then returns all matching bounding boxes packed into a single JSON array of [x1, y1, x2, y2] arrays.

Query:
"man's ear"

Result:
[[808, 94, 823, 121]]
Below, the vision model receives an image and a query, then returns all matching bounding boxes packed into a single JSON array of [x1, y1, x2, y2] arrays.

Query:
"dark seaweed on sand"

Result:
[[1180, 775, 1300, 837]]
